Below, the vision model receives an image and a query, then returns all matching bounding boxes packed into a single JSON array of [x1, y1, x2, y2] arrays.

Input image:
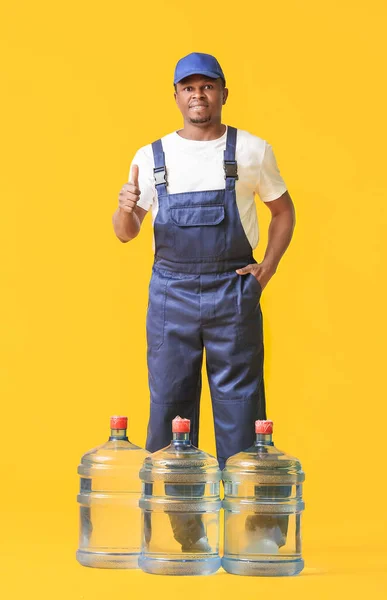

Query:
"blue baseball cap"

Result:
[[174, 52, 225, 85]]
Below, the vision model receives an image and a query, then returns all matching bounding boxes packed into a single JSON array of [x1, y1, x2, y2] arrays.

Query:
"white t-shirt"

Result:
[[128, 126, 287, 249]]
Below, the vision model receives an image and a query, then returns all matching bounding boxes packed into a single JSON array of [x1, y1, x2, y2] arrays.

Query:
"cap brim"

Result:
[[174, 70, 222, 85]]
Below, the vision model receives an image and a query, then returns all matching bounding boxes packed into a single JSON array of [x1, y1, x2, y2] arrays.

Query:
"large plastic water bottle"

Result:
[[138, 416, 221, 575], [76, 416, 149, 568], [222, 420, 305, 576]]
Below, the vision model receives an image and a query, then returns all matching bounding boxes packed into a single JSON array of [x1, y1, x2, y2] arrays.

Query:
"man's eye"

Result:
[[205, 85, 213, 89], [184, 87, 192, 91]]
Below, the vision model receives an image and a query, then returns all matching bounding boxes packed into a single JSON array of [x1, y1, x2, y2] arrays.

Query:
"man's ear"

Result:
[[223, 87, 229, 105]]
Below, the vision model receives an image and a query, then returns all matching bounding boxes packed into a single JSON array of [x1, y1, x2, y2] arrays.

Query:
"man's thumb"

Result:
[[131, 164, 139, 187], [236, 265, 251, 275]]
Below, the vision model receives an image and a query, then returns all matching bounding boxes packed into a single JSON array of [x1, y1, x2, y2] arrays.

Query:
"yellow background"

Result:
[[1, 0, 386, 597]]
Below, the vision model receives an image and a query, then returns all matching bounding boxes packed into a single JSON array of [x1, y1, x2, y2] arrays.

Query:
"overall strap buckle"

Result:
[[154, 166, 168, 186], [224, 160, 238, 180]]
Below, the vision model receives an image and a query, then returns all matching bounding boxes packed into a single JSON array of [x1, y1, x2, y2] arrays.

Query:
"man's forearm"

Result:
[[263, 209, 295, 271], [112, 207, 141, 243]]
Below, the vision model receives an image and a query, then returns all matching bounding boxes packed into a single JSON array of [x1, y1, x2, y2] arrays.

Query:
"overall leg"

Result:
[[145, 269, 203, 451], [145, 268, 206, 548], [203, 271, 288, 548], [203, 271, 266, 471]]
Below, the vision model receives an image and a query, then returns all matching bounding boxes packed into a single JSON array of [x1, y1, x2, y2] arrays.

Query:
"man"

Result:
[[112, 52, 295, 551]]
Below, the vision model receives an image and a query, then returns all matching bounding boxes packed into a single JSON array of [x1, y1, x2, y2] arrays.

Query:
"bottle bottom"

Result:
[[139, 555, 221, 576], [221, 556, 304, 577], [76, 550, 139, 569]]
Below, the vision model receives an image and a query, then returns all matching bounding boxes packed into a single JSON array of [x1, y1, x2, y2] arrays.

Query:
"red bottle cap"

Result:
[[255, 420, 273, 434], [172, 416, 190, 433], [110, 416, 128, 429]]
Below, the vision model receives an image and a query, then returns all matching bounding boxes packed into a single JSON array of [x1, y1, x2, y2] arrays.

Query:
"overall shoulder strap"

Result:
[[224, 126, 238, 190], [151, 139, 168, 195]]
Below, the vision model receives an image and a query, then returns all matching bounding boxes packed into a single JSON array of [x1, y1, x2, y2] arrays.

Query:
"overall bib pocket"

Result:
[[170, 204, 226, 259]]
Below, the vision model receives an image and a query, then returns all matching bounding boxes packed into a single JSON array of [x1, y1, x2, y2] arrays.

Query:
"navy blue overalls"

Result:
[[145, 126, 267, 472]]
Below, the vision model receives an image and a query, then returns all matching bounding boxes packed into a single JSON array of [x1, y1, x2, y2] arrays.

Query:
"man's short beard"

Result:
[[189, 116, 211, 124]]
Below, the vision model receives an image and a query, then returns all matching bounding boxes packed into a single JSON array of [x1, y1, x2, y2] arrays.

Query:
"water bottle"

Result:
[[222, 420, 305, 576], [76, 416, 149, 568], [138, 416, 221, 575]]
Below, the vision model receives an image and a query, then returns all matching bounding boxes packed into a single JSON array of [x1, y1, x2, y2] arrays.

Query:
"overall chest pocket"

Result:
[[170, 204, 226, 259]]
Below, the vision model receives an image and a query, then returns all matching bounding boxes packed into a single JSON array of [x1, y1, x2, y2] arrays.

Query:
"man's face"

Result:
[[174, 75, 228, 125]]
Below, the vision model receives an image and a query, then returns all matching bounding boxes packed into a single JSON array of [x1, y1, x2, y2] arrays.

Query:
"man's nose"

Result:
[[192, 88, 205, 98]]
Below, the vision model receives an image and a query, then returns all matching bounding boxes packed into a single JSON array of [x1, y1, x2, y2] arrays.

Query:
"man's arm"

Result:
[[236, 190, 295, 289], [112, 204, 148, 243], [112, 163, 148, 243], [262, 190, 296, 272]]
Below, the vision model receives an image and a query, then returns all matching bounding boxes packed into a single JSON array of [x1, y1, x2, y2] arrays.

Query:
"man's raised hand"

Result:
[[118, 164, 141, 214]]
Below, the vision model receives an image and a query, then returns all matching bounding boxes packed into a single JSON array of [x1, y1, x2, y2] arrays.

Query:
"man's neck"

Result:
[[176, 122, 226, 141]]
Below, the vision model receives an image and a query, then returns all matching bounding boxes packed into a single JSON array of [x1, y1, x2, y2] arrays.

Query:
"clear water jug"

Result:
[[222, 420, 305, 576], [139, 416, 221, 575], [76, 416, 149, 568]]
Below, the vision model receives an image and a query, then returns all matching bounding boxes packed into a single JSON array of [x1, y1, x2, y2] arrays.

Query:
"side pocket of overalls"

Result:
[[146, 271, 169, 350], [235, 273, 263, 349]]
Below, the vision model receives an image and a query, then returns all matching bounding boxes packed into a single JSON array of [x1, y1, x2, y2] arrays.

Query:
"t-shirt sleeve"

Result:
[[128, 146, 155, 211], [255, 142, 287, 202]]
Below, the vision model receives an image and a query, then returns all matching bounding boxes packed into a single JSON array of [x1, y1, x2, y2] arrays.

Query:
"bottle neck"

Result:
[[255, 433, 274, 446], [109, 428, 129, 441], [172, 432, 190, 445]]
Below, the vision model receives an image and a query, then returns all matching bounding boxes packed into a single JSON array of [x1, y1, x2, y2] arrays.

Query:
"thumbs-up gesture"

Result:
[[118, 164, 141, 214]]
